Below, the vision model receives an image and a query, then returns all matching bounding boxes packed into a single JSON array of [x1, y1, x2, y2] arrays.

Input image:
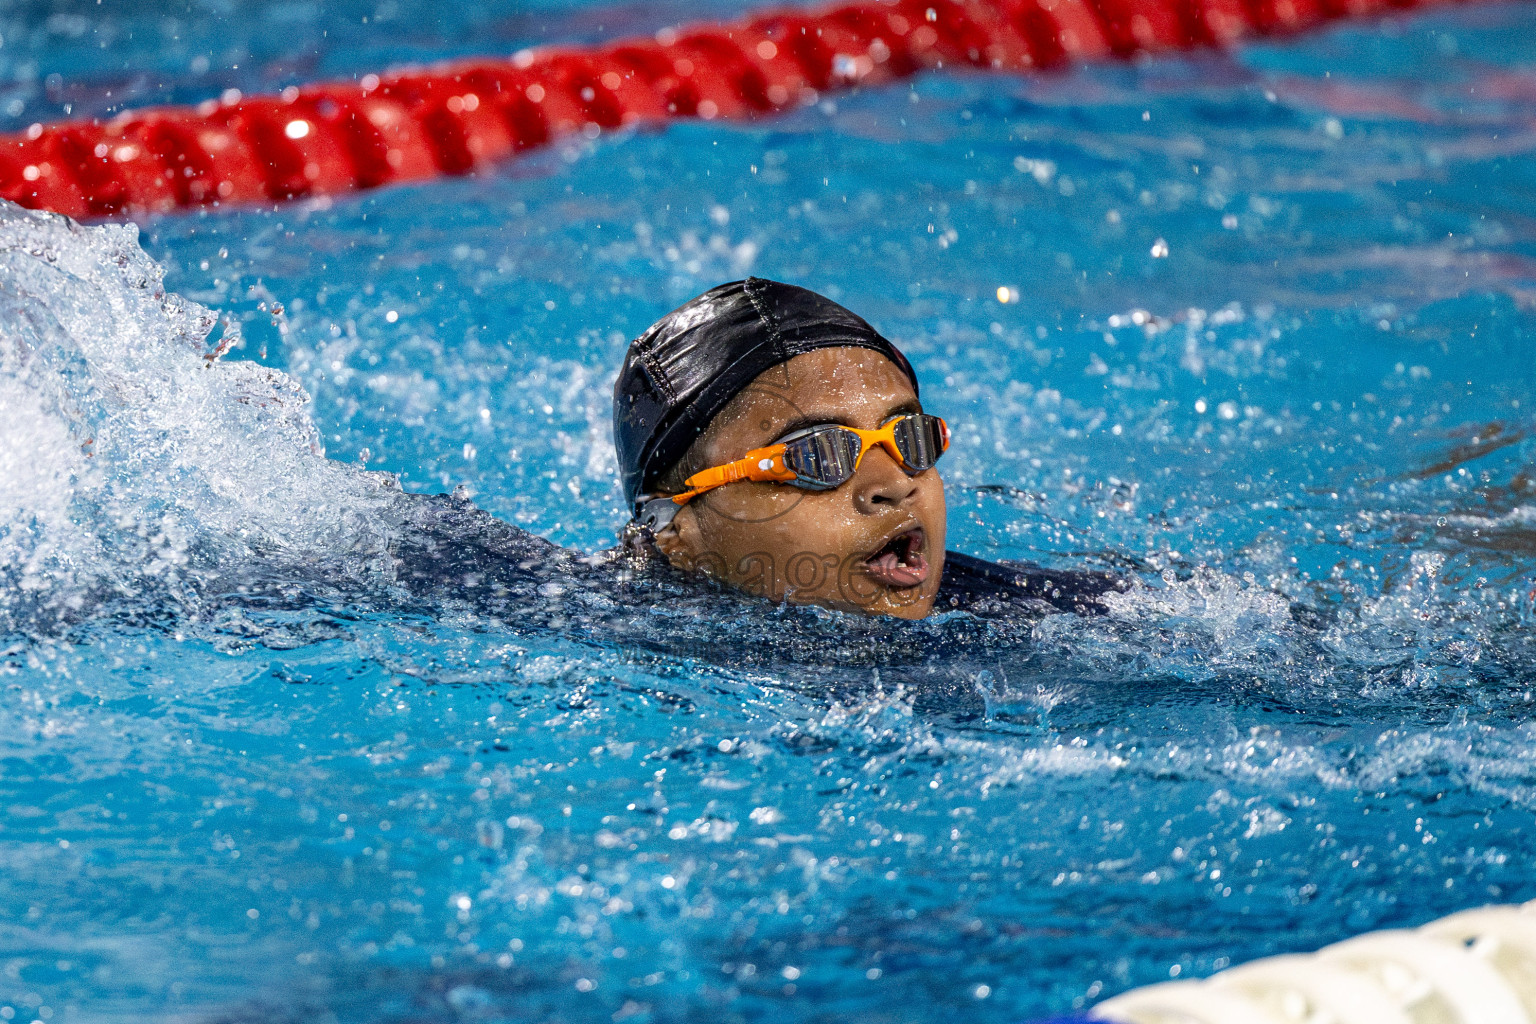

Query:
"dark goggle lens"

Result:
[[783, 427, 861, 488], [892, 414, 948, 472]]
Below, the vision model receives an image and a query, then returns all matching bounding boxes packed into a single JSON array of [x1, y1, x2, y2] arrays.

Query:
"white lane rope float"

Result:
[[1091, 902, 1536, 1024]]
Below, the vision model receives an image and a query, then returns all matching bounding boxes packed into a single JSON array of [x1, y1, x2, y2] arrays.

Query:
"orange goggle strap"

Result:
[[629, 444, 794, 534], [672, 443, 797, 504]]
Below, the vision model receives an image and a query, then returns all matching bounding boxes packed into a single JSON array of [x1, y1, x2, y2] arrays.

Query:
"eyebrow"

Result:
[[770, 398, 924, 441]]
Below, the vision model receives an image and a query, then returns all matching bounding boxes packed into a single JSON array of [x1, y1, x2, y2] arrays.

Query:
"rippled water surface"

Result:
[[3, 3, 1536, 1023]]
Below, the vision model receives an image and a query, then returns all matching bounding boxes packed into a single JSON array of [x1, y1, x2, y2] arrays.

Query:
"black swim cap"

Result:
[[613, 278, 919, 511]]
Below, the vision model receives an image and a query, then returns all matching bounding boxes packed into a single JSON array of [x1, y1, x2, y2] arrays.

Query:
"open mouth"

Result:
[[862, 527, 929, 589]]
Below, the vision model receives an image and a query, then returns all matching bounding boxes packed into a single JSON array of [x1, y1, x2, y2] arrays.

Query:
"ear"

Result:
[[651, 504, 702, 568]]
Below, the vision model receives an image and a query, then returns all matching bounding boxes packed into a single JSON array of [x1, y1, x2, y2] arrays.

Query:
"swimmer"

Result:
[[201, 277, 1124, 646], [368, 277, 1125, 638], [611, 277, 1124, 619]]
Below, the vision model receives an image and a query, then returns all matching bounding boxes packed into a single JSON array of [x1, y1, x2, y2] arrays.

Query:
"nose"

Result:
[[851, 444, 918, 514]]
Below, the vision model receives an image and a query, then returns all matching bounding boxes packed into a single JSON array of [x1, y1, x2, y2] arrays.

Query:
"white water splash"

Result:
[[1101, 566, 1292, 633], [0, 202, 397, 630]]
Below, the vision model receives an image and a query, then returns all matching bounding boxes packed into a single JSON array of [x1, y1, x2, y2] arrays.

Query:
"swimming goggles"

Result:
[[635, 413, 949, 531]]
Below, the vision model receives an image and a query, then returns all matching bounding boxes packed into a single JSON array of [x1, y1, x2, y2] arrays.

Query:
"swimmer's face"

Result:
[[653, 347, 948, 619]]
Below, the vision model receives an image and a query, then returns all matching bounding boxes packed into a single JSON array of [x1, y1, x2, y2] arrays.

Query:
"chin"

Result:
[[875, 592, 937, 619], [871, 576, 942, 618], [829, 572, 941, 620], [770, 578, 938, 619]]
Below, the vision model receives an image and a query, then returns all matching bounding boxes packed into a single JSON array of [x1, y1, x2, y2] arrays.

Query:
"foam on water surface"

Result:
[[1, 4, 1536, 1024]]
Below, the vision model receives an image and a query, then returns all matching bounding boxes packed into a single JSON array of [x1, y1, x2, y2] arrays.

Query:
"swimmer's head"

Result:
[[613, 278, 948, 619]]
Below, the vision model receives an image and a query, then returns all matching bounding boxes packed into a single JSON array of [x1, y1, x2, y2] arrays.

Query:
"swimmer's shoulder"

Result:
[[388, 492, 687, 601], [937, 550, 1130, 617], [386, 490, 573, 585]]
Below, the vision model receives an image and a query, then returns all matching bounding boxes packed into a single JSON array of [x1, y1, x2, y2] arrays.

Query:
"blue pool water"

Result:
[[3, 3, 1536, 1022]]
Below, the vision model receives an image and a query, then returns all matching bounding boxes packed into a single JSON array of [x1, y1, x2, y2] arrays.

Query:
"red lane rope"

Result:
[[0, 0, 1459, 218]]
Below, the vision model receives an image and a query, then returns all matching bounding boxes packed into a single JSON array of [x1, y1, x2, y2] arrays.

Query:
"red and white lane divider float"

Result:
[[0, 0, 1471, 218]]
